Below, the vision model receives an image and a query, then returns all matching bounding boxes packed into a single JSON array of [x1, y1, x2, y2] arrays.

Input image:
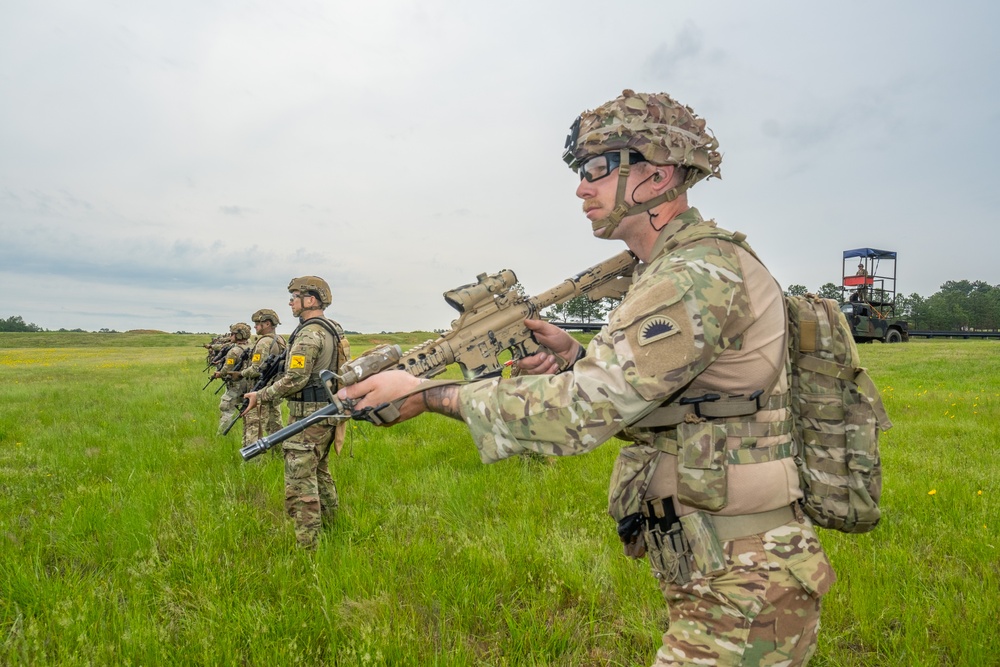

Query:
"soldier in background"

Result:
[[340, 90, 835, 665], [855, 262, 869, 301], [213, 323, 252, 436], [243, 277, 351, 549], [203, 334, 230, 366], [238, 309, 287, 447]]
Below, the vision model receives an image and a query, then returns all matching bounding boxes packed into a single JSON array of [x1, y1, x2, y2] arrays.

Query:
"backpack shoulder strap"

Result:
[[659, 219, 760, 264]]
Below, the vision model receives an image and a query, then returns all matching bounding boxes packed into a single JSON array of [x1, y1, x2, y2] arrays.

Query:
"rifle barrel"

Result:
[[240, 401, 348, 460]]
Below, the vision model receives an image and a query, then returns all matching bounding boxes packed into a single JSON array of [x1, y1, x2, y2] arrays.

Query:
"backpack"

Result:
[[663, 220, 892, 534], [786, 294, 892, 533]]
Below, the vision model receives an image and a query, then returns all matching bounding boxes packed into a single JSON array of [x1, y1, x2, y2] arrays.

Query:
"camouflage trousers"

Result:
[[651, 514, 835, 666], [217, 380, 249, 436], [241, 400, 283, 448], [283, 416, 339, 549]]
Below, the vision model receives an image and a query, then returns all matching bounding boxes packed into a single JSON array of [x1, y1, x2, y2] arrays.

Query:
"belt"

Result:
[[711, 505, 796, 541], [642, 499, 796, 541]]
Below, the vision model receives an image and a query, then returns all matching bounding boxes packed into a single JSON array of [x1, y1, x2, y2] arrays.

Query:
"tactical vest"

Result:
[[610, 220, 797, 521], [287, 317, 346, 403]]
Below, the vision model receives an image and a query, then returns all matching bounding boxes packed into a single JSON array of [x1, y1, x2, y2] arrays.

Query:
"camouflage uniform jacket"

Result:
[[459, 207, 800, 517], [240, 333, 287, 382], [221, 342, 252, 387], [259, 318, 350, 408]]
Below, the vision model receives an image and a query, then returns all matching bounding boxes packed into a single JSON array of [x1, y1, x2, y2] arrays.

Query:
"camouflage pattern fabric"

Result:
[[566, 89, 722, 180], [204, 336, 229, 363], [217, 342, 250, 436], [459, 209, 766, 461], [259, 320, 347, 404], [283, 416, 338, 549], [458, 209, 833, 665], [653, 514, 833, 666], [260, 317, 349, 547], [242, 402, 283, 449], [240, 333, 286, 446], [787, 294, 890, 533]]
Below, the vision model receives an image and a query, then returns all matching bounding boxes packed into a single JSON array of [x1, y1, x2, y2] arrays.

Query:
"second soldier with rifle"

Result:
[[242, 277, 351, 549]]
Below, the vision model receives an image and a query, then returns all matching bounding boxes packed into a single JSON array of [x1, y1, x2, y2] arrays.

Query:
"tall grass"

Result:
[[0, 335, 996, 665]]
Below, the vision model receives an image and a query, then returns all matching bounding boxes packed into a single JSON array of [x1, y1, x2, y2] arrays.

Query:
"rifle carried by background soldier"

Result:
[[221, 348, 287, 436], [202, 343, 235, 390], [240, 250, 637, 460]]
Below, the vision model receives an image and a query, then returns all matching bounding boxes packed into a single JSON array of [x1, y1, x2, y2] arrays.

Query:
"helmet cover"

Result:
[[564, 89, 721, 181], [287, 276, 332, 308], [252, 308, 281, 326], [229, 322, 252, 339]]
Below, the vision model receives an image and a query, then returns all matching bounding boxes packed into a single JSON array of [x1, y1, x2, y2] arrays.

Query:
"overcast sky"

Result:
[[2, 1, 998, 335]]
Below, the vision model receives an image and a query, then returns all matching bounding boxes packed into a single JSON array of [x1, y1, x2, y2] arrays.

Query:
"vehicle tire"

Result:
[[885, 329, 903, 343]]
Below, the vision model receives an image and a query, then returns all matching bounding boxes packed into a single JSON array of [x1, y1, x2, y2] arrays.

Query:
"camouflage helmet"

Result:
[[563, 89, 721, 179], [229, 322, 252, 339], [252, 308, 281, 326], [288, 276, 332, 309], [562, 90, 722, 240]]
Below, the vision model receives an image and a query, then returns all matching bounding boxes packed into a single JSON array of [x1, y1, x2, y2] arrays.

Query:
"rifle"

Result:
[[203, 344, 250, 392], [221, 348, 287, 436], [239, 250, 636, 461], [203, 342, 234, 374]]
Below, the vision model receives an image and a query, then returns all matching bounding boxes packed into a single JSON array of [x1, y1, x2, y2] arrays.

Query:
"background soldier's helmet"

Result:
[[230, 322, 252, 339], [563, 89, 722, 183], [288, 276, 332, 309], [252, 308, 281, 326]]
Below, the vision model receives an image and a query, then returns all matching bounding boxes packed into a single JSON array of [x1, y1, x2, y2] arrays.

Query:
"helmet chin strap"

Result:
[[591, 149, 701, 239]]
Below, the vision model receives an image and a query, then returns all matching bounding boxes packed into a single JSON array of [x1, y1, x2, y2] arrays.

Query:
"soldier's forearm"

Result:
[[422, 385, 464, 421]]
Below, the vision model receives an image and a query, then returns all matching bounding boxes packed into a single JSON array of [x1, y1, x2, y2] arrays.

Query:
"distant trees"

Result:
[[816, 283, 842, 301], [543, 295, 620, 322], [783, 283, 840, 300], [0, 315, 44, 332]]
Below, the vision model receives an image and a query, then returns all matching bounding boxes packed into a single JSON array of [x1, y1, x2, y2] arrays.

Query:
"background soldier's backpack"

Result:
[[786, 294, 892, 533]]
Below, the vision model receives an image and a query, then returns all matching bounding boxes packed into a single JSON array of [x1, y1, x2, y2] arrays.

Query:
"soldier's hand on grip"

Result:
[[338, 371, 426, 425]]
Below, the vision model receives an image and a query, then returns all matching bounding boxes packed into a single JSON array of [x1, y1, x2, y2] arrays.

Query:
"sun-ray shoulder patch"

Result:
[[638, 315, 680, 345]]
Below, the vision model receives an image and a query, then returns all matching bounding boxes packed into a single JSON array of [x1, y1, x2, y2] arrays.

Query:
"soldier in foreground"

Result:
[[340, 90, 835, 665], [242, 278, 350, 549], [238, 309, 287, 447], [213, 323, 252, 436]]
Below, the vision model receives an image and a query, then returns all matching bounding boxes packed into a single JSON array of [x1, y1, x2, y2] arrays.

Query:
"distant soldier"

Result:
[[203, 334, 230, 366], [238, 309, 287, 447], [243, 277, 351, 548], [214, 323, 252, 436], [855, 262, 869, 300]]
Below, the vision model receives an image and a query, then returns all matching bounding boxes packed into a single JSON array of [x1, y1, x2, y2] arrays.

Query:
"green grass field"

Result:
[[0, 333, 996, 666]]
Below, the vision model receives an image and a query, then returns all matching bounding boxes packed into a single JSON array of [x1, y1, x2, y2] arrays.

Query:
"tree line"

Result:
[[0, 315, 45, 332]]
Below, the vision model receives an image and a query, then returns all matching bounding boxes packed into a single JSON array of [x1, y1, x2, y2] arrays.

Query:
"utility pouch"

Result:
[[608, 445, 660, 559], [680, 511, 727, 576], [675, 421, 729, 511], [642, 497, 691, 585]]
